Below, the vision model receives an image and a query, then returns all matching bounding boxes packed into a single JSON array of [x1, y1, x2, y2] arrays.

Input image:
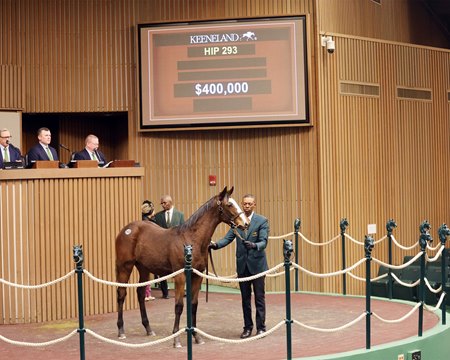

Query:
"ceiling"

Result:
[[422, 0, 450, 42]]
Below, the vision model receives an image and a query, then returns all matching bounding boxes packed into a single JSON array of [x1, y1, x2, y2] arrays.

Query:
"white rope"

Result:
[[390, 272, 420, 288], [206, 271, 237, 279], [0, 270, 75, 289], [424, 278, 442, 293], [391, 235, 419, 251], [83, 268, 184, 287], [347, 271, 389, 282], [372, 252, 423, 270], [426, 242, 442, 252], [293, 312, 366, 332], [344, 233, 365, 246], [426, 245, 444, 262], [268, 232, 294, 240], [85, 328, 185, 348], [372, 302, 421, 323], [267, 266, 295, 278], [424, 292, 447, 312], [0, 329, 78, 347], [193, 263, 285, 283], [299, 233, 341, 246], [193, 321, 285, 344], [347, 271, 365, 282], [374, 235, 388, 245], [292, 258, 366, 278]]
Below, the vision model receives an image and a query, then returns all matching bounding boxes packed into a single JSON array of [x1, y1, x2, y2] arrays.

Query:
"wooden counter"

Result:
[[0, 167, 144, 324]]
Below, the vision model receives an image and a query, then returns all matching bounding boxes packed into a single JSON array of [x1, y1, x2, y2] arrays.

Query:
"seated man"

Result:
[[26, 127, 59, 162], [73, 134, 107, 165], [0, 128, 22, 168]]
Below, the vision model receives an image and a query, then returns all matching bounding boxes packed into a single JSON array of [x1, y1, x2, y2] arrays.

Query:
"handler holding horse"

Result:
[[209, 194, 269, 339], [115, 186, 249, 347]]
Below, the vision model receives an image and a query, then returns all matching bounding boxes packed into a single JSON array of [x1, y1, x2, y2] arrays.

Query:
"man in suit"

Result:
[[26, 127, 59, 162], [73, 134, 107, 165], [0, 128, 22, 168], [210, 194, 269, 339], [152, 194, 185, 298]]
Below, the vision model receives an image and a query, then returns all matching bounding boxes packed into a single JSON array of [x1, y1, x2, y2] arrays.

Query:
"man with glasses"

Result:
[[26, 127, 59, 162], [152, 194, 185, 298], [73, 134, 107, 165], [0, 128, 22, 168]]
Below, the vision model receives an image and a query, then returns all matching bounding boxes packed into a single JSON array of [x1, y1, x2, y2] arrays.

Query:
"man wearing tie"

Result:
[[152, 194, 185, 298], [0, 128, 22, 168], [73, 134, 107, 165], [209, 194, 269, 339], [26, 127, 59, 162]]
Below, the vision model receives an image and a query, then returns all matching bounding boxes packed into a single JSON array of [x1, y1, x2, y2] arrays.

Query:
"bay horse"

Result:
[[115, 186, 249, 347]]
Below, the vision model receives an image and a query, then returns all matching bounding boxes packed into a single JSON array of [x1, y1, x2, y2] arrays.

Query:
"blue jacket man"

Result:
[[73, 134, 107, 165], [211, 194, 269, 339], [26, 127, 59, 162]]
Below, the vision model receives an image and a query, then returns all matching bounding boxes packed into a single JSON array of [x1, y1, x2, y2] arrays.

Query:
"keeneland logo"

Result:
[[190, 31, 258, 44]]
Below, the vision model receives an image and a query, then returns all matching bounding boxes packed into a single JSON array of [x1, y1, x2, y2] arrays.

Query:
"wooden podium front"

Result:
[[0, 167, 145, 324], [31, 160, 59, 168], [108, 159, 135, 167], [72, 160, 98, 168]]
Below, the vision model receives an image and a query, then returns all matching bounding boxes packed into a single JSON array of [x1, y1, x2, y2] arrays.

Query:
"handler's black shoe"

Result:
[[240, 329, 252, 339]]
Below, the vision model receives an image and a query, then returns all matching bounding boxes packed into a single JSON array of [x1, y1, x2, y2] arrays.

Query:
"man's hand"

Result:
[[243, 241, 256, 250], [208, 241, 218, 250]]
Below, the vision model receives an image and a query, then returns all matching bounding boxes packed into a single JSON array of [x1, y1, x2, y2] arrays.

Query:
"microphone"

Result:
[[59, 143, 72, 153]]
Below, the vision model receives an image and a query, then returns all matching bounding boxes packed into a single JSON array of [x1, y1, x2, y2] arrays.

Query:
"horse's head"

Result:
[[217, 186, 249, 230]]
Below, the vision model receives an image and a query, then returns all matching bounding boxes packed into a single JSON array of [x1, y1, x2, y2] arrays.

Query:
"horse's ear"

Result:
[[218, 186, 228, 201], [227, 186, 234, 197]]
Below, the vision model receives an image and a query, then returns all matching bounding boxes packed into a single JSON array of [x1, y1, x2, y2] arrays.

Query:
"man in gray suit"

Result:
[[210, 194, 269, 338], [153, 194, 185, 298]]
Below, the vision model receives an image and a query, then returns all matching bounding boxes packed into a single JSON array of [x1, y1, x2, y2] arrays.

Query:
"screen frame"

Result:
[[137, 16, 311, 132]]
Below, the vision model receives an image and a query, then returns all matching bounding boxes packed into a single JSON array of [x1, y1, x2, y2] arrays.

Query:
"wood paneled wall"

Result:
[[0, 0, 449, 315], [0, 168, 144, 324], [316, 0, 449, 48], [317, 35, 450, 294]]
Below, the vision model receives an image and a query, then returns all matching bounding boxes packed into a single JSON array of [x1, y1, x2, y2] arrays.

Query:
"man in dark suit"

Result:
[[210, 194, 269, 338], [152, 194, 185, 298], [73, 134, 107, 165], [0, 128, 22, 168], [26, 127, 59, 162]]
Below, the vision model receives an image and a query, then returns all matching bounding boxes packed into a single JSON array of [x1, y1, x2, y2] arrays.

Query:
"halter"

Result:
[[217, 200, 245, 230]]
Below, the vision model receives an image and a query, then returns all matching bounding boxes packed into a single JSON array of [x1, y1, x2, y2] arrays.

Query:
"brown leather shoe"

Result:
[[240, 329, 252, 339]]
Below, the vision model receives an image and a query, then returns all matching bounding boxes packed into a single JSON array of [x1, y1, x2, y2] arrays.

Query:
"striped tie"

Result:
[[3, 147, 9, 162]]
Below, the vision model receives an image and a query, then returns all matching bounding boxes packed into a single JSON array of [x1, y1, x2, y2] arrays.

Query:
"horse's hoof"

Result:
[[174, 341, 182, 348], [147, 331, 156, 336], [195, 339, 205, 345], [118, 334, 126, 340]]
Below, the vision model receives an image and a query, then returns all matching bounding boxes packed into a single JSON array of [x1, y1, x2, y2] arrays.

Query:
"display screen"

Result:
[[138, 17, 309, 130]]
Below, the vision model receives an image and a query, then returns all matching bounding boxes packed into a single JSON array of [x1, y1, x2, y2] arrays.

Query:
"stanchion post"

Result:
[[438, 224, 449, 325], [184, 245, 193, 360], [73, 245, 86, 360], [340, 218, 349, 295], [418, 221, 432, 337], [364, 235, 374, 350], [294, 218, 300, 292], [283, 239, 294, 360], [386, 219, 397, 299]]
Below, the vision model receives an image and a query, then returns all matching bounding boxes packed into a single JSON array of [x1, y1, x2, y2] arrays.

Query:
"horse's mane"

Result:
[[178, 195, 216, 232]]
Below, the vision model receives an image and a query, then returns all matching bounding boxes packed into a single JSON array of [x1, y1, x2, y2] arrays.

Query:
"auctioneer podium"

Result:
[[0, 164, 144, 324]]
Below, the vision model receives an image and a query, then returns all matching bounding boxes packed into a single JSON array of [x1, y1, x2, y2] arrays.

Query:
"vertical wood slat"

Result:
[[0, 169, 143, 324]]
